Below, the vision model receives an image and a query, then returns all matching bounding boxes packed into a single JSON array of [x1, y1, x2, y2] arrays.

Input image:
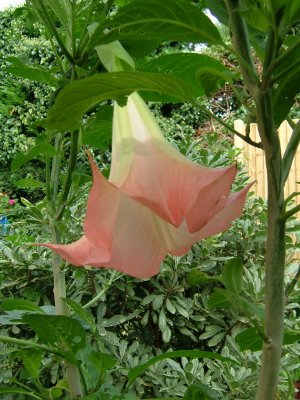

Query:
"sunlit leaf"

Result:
[[44, 71, 198, 132], [6, 56, 59, 86], [22, 314, 86, 354], [11, 144, 57, 171], [90, 0, 223, 48], [15, 178, 45, 189]]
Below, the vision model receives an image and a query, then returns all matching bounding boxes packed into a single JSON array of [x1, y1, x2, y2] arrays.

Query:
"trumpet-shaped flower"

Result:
[[110, 93, 242, 232], [39, 93, 252, 278]]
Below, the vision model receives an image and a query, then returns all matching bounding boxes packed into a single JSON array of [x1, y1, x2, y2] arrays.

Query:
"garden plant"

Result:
[[0, 1, 300, 400]]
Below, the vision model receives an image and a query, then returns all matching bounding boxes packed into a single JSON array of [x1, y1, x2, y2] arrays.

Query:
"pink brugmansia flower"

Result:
[[39, 93, 252, 278], [111, 93, 246, 233]]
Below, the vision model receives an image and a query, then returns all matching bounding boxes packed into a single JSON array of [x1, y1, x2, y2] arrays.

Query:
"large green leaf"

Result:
[[15, 178, 45, 189], [65, 298, 97, 332], [6, 57, 59, 86], [139, 53, 236, 97], [273, 36, 300, 81], [2, 299, 43, 313], [11, 144, 58, 171], [127, 350, 238, 384], [90, 0, 223, 48], [89, 351, 118, 373], [43, 71, 198, 132], [272, 65, 300, 126], [22, 314, 86, 354], [208, 288, 237, 309], [235, 327, 263, 351], [18, 348, 43, 379]]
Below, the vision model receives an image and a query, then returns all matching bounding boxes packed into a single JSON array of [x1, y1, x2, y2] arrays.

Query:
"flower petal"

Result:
[[110, 92, 238, 231], [37, 157, 251, 278], [167, 182, 253, 256], [37, 236, 111, 266]]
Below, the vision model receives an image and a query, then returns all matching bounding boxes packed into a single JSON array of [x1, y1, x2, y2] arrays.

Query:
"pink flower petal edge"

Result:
[[36, 154, 253, 278]]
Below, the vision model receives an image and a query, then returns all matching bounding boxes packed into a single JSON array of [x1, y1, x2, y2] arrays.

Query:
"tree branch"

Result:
[[197, 103, 262, 148]]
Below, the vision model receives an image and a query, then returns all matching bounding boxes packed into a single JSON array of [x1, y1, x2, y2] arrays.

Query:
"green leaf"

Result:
[[2, 299, 44, 314], [65, 299, 97, 332], [208, 288, 237, 309], [22, 314, 86, 354], [91, 0, 223, 48], [271, 38, 300, 126], [44, 71, 198, 132], [43, 0, 70, 31], [18, 348, 43, 378], [11, 144, 57, 171], [285, 1, 300, 26], [102, 315, 127, 328], [89, 351, 118, 373], [283, 331, 300, 345], [187, 269, 215, 286], [127, 350, 238, 384], [183, 383, 221, 400], [239, 3, 272, 32], [15, 178, 45, 189], [221, 258, 243, 294], [158, 307, 167, 331], [82, 105, 113, 149], [139, 53, 235, 98], [6, 57, 59, 86], [235, 328, 263, 351]]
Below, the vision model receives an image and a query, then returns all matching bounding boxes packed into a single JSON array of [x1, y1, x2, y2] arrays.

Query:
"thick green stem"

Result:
[[254, 94, 286, 400], [225, 2, 287, 398], [255, 158, 285, 400], [47, 131, 82, 398], [50, 222, 83, 399]]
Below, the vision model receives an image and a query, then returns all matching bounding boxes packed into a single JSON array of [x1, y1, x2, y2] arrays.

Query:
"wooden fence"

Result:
[[234, 119, 300, 203]]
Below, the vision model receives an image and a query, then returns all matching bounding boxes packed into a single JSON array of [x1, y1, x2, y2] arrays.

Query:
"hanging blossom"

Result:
[[39, 93, 252, 278]]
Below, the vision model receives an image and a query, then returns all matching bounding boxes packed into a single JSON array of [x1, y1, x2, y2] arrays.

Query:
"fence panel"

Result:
[[234, 119, 300, 204]]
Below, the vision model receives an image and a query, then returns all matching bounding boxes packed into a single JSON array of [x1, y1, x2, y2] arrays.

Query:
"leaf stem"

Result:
[[197, 102, 262, 148], [56, 130, 80, 221], [0, 335, 66, 359], [83, 270, 120, 309]]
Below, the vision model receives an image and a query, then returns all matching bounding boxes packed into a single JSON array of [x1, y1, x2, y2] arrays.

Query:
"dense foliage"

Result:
[[0, 8, 54, 200]]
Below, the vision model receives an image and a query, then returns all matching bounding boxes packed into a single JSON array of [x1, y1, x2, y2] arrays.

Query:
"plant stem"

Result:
[[56, 131, 79, 221], [0, 335, 66, 358], [47, 133, 83, 398], [225, 2, 287, 398], [82, 270, 120, 309], [253, 94, 286, 400], [49, 221, 83, 399]]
